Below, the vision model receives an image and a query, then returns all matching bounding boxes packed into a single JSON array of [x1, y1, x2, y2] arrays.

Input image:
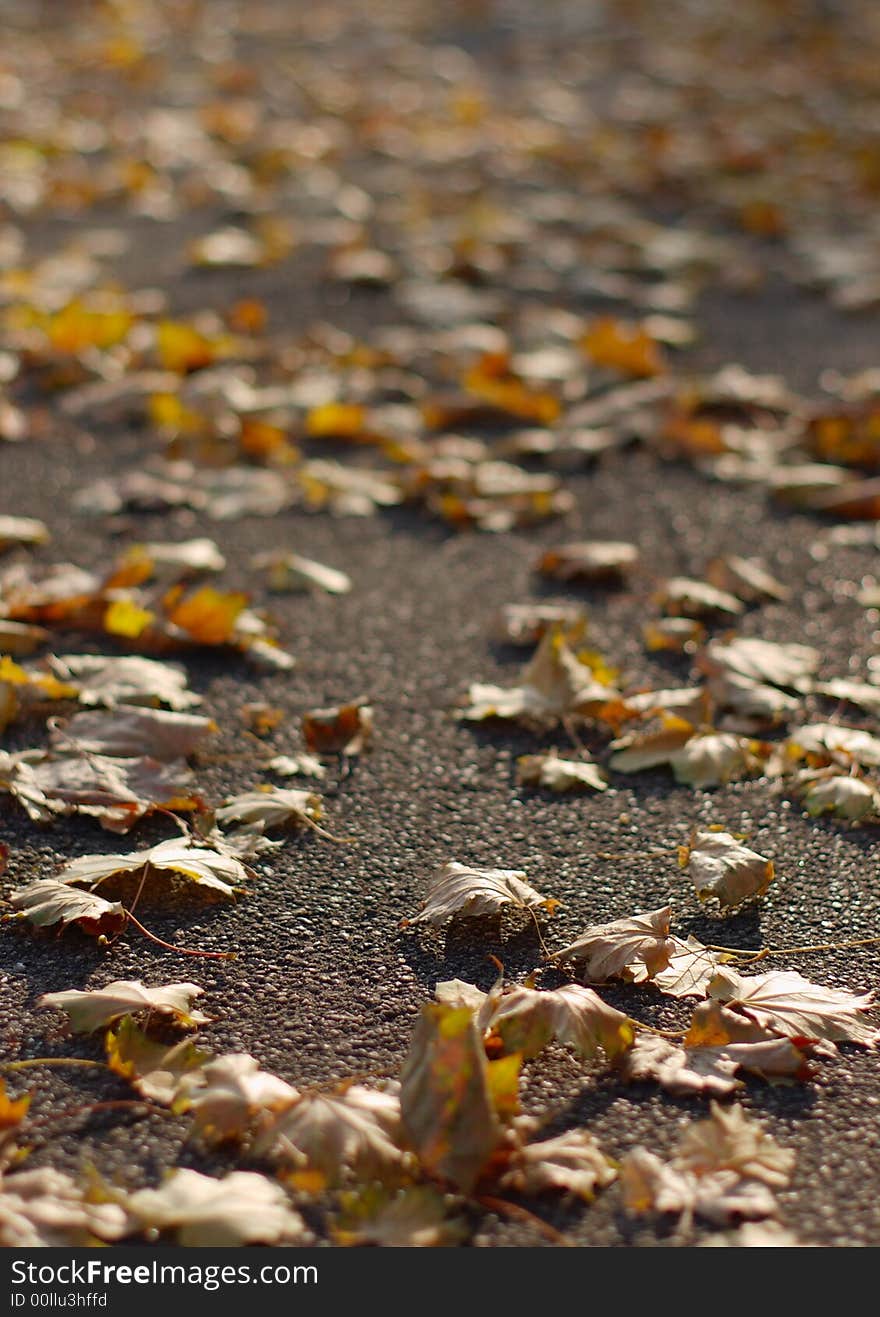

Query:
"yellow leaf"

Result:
[[104, 598, 155, 638], [305, 403, 367, 439]]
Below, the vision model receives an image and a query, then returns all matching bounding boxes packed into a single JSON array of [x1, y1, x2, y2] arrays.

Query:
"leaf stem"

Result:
[[475, 1194, 572, 1246], [0, 1058, 108, 1072], [704, 934, 880, 961], [124, 910, 235, 960]]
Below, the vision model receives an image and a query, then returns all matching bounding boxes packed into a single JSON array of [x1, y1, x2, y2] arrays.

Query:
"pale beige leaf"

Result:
[[708, 966, 879, 1047], [488, 985, 634, 1060], [39, 980, 208, 1033], [257, 1085, 405, 1182], [517, 753, 607, 793], [0, 1169, 127, 1247], [123, 1169, 306, 1246], [49, 707, 214, 761], [405, 861, 559, 928], [47, 654, 201, 709], [552, 906, 675, 983], [183, 1054, 298, 1142], [656, 577, 744, 619], [215, 786, 323, 835], [675, 1101, 795, 1188], [8, 880, 126, 936], [59, 838, 248, 899], [680, 832, 774, 910], [500, 1130, 617, 1200]]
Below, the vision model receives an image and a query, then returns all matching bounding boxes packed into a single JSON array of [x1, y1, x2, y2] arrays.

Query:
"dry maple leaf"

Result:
[[655, 577, 744, 620], [404, 861, 559, 929], [182, 1053, 299, 1143], [488, 985, 634, 1061], [551, 906, 675, 983], [492, 602, 585, 647], [785, 722, 880, 768], [0, 1168, 128, 1247], [620, 1148, 778, 1228], [707, 966, 879, 1047], [500, 1129, 617, 1201], [215, 786, 324, 836], [302, 699, 373, 755], [58, 837, 248, 899], [47, 654, 201, 710], [4, 750, 200, 833], [253, 551, 351, 595], [619, 1033, 813, 1097], [698, 637, 819, 692], [122, 1169, 306, 1246], [621, 1102, 793, 1228], [798, 770, 880, 820], [676, 1102, 796, 1187], [632, 935, 721, 999], [48, 707, 214, 761], [8, 880, 126, 938], [334, 1185, 466, 1248], [537, 540, 639, 584], [679, 831, 775, 910], [610, 723, 760, 788], [619, 1035, 741, 1097], [39, 980, 208, 1033], [705, 556, 790, 603], [400, 1004, 512, 1193], [255, 1085, 406, 1184], [461, 628, 619, 729], [106, 1018, 210, 1106], [516, 752, 607, 793]]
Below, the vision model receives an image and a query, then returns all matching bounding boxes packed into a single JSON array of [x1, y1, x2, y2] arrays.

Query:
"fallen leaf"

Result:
[[252, 551, 352, 595], [517, 752, 607, 792], [8, 880, 126, 938], [552, 906, 675, 983], [500, 1129, 617, 1200], [48, 707, 214, 761], [182, 1053, 298, 1142], [215, 786, 324, 836], [257, 1085, 406, 1183], [537, 541, 639, 584], [106, 1018, 210, 1105], [38, 980, 209, 1033], [404, 861, 559, 928], [303, 699, 373, 755], [334, 1185, 466, 1247], [400, 1004, 507, 1192], [59, 837, 248, 899], [123, 1169, 306, 1246], [679, 831, 775, 910], [708, 966, 879, 1047], [0, 1168, 127, 1246], [655, 577, 744, 619], [488, 985, 634, 1061], [47, 654, 201, 709]]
